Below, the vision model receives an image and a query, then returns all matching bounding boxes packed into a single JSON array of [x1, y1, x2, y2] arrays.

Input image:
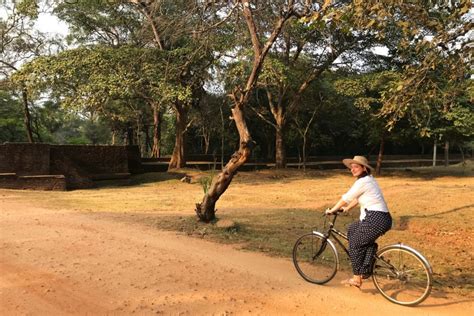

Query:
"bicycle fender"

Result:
[[311, 231, 340, 271], [378, 243, 433, 274]]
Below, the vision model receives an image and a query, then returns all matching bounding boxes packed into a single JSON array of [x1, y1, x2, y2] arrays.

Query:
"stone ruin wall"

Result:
[[0, 143, 141, 190]]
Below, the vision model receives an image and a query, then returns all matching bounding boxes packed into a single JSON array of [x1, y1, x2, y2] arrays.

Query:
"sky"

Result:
[[0, 5, 69, 36], [34, 12, 69, 36], [2, 6, 470, 63]]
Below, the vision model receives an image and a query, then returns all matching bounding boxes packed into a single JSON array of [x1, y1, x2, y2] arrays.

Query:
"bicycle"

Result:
[[292, 210, 433, 306]]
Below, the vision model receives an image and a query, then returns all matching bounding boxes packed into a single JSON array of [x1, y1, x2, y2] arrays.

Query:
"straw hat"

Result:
[[342, 155, 374, 171]]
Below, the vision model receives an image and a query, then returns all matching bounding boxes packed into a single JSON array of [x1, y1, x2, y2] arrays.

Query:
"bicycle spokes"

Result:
[[312, 240, 328, 260], [372, 247, 432, 306], [292, 233, 339, 284]]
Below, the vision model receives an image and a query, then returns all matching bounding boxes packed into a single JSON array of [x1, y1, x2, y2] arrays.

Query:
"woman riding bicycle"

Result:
[[326, 155, 392, 288]]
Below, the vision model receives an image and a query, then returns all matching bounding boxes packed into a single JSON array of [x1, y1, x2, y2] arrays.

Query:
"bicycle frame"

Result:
[[321, 213, 350, 257], [320, 213, 390, 270], [321, 213, 428, 277]]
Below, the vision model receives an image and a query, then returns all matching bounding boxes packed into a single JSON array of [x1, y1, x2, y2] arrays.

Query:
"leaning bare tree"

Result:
[[195, 0, 323, 222]]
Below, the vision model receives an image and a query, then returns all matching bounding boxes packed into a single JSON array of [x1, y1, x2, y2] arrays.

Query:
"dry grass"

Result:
[[2, 163, 473, 296]]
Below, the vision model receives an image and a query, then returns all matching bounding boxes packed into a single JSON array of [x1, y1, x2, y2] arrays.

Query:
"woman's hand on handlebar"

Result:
[[326, 199, 349, 215], [325, 208, 342, 215]]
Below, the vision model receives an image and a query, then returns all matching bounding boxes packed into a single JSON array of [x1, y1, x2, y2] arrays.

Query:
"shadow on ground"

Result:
[[381, 162, 474, 180], [396, 204, 474, 230], [92, 171, 189, 189]]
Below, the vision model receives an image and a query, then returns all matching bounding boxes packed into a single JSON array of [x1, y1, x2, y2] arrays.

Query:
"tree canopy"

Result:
[[1, 1, 472, 219]]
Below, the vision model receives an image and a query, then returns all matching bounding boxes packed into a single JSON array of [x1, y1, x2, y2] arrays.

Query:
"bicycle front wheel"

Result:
[[292, 232, 339, 284], [372, 244, 433, 306]]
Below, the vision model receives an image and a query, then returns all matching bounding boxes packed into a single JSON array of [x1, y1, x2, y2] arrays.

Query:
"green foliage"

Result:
[[15, 0, 39, 19], [332, 71, 396, 149], [0, 91, 27, 142], [382, 50, 472, 140], [445, 105, 474, 138], [366, 0, 473, 140], [54, 0, 143, 46], [334, 71, 400, 112], [0, 91, 113, 144], [32, 100, 113, 144], [158, 111, 178, 156], [3, 0, 471, 157], [198, 173, 214, 194], [12, 45, 192, 123], [260, 57, 289, 85]]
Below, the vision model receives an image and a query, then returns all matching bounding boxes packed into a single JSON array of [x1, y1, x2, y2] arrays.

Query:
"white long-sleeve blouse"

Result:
[[342, 175, 389, 221]]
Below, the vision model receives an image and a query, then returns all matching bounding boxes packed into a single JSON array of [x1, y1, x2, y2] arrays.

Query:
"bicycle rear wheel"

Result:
[[372, 244, 433, 306], [292, 232, 339, 284]]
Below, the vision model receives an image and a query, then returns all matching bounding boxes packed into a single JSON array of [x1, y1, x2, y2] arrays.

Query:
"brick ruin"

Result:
[[0, 143, 142, 190]]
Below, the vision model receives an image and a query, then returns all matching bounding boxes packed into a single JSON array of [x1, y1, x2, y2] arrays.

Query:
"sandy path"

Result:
[[0, 200, 472, 315]]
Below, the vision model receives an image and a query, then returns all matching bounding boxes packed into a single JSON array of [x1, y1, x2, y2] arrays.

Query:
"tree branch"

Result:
[[239, 0, 295, 106]]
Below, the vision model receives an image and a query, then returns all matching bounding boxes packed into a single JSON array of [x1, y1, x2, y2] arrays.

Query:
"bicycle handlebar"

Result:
[[323, 209, 344, 216]]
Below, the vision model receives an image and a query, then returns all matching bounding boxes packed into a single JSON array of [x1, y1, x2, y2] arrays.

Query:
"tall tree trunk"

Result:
[[168, 103, 187, 169], [21, 88, 34, 143], [458, 144, 465, 164], [275, 125, 286, 168], [32, 118, 42, 143], [220, 104, 225, 168], [265, 88, 287, 169], [302, 134, 307, 171], [151, 104, 161, 158], [444, 140, 449, 167], [126, 126, 134, 145], [144, 125, 150, 155], [272, 102, 286, 168], [202, 127, 211, 155], [432, 138, 437, 167], [376, 134, 385, 176], [294, 103, 318, 172], [136, 111, 142, 154], [195, 104, 253, 222]]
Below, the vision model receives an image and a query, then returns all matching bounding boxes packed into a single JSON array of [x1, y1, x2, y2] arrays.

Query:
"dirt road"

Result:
[[1, 200, 472, 315]]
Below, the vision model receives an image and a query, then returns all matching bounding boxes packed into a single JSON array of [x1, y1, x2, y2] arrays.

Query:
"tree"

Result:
[[189, 92, 228, 156], [1, 0, 62, 142], [379, 0, 472, 165], [0, 89, 27, 142], [334, 71, 401, 174], [195, 0, 321, 222], [254, 1, 381, 168], [12, 46, 191, 153], [292, 95, 318, 171], [128, 0, 224, 168], [54, 0, 143, 47], [420, 76, 473, 165], [326, 0, 472, 172], [55, 0, 165, 155], [367, 0, 472, 132]]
